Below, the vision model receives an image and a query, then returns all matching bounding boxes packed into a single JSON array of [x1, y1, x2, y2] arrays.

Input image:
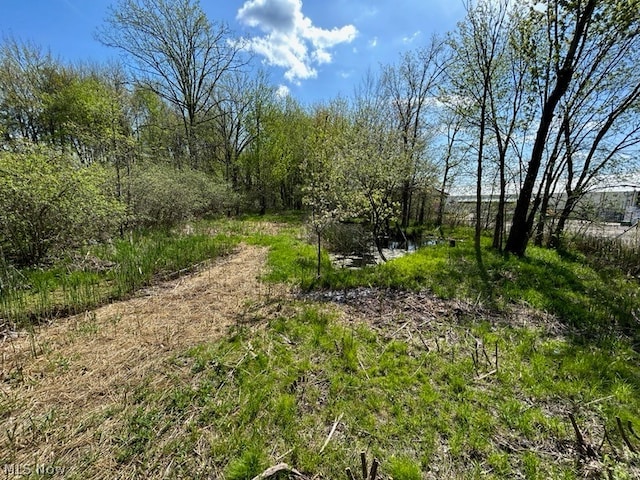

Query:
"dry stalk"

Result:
[[250, 463, 305, 480], [319, 412, 344, 454]]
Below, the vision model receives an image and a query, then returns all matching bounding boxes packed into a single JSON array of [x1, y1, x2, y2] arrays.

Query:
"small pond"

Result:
[[330, 235, 447, 269]]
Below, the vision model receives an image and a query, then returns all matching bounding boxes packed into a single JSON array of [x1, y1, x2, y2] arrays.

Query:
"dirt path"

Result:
[[1, 244, 282, 473]]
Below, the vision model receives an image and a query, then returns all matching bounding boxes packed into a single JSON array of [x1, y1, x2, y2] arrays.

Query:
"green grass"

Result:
[[102, 304, 639, 478], [247, 226, 639, 344], [245, 224, 326, 285], [0, 226, 237, 326], [3, 216, 640, 478], [208, 218, 639, 347]]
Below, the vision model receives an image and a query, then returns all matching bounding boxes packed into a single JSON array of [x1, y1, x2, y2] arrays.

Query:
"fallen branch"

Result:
[[250, 463, 304, 480], [319, 412, 344, 454]]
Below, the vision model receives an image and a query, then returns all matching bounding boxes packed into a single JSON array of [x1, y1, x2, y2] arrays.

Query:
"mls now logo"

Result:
[[3, 464, 66, 475]]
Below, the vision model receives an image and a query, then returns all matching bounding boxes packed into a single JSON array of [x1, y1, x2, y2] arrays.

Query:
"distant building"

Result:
[[446, 174, 640, 227]]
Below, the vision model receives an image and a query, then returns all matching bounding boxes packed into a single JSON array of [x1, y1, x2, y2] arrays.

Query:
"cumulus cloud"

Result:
[[237, 0, 357, 83]]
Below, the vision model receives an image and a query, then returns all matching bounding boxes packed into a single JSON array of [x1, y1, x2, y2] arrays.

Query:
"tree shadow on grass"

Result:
[[475, 243, 493, 301], [500, 252, 640, 351]]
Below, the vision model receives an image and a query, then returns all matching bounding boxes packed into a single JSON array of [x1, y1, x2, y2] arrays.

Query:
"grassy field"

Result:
[[1, 216, 639, 479]]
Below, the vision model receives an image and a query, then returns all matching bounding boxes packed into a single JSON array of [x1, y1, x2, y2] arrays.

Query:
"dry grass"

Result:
[[1, 226, 638, 479], [1, 244, 286, 477]]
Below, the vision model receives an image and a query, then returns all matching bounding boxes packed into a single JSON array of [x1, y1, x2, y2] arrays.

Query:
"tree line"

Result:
[[1, 0, 639, 268]]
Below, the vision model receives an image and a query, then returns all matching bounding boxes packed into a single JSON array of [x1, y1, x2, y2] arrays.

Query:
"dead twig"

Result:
[[250, 463, 305, 480], [569, 412, 597, 458], [476, 369, 497, 381], [481, 342, 491, 366], [354, 452, 380, 480], [415, 329, 429, 351], [357, 354, 370, 381], [368, 458, 379, 480], [584, 395, 615, 407], [319, 412, 344, 454]]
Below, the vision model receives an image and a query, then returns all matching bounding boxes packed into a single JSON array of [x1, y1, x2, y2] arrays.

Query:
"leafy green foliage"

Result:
[[0, 144, 125, 266]]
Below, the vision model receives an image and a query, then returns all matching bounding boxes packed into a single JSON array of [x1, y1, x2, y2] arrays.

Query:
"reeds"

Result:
[[566, 233, 640, 277], [0, 228, 236, 328]]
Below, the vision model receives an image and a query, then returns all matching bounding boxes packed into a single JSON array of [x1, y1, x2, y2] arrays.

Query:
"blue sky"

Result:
[[0, 0, 465, 104]]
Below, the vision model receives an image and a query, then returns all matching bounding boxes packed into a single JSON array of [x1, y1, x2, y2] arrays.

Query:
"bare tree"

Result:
[[97, 0, 245, 168], [381, 39, 445, 229], [505, 0, 640, 255], [434, 106, 468, 228], [447, 0, 508, 252], [548, 10, 640, 246]]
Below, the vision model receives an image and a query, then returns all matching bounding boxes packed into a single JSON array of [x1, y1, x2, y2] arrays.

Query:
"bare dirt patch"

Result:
[[0, 244, 286, 475]]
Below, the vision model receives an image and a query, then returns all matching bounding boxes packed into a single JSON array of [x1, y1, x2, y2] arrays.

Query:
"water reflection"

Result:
[[330, 235, 443, 269]]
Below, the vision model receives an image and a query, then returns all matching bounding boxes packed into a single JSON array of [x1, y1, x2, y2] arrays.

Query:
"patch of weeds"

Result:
[[246, 228, 322, 286], [387, 455, 422, 480], [116, 407, 163, 462], [338, 332, 358, 372], [521, 451, 543, 480], [2, 226, 237, 327], [224, 446, 267, 480]]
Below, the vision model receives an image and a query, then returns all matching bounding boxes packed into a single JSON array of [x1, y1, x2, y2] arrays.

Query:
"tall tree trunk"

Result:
[[437, 163, 451, 228], [475, 94, 488, 252], [418, 192, 427, 226], [401, 180, 412, 229], [505, 0, 596, 256], [492, 134, 507, 251]]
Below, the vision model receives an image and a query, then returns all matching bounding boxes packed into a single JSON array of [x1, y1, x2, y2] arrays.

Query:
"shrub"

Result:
[[320, 222, 371, 255], [125, 162, 241, 228], [0, 144, 125, 266]]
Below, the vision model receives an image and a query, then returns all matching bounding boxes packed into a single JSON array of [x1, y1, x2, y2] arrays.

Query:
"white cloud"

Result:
[[369, 36, 378, 48], [402, 30, 421, 44], [237, 0, 357, 83], [275, 84, 290, 98]]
